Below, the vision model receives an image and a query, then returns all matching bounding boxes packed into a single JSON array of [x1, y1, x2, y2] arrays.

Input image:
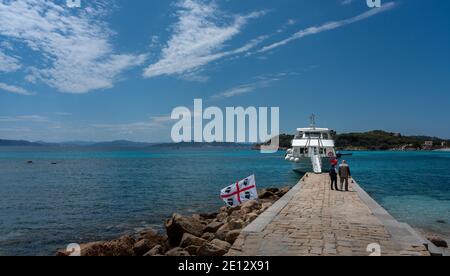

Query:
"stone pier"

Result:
[[227, 173, 437, 256]]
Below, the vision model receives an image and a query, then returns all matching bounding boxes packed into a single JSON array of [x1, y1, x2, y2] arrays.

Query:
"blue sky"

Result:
[[0, 0, 449, 142]]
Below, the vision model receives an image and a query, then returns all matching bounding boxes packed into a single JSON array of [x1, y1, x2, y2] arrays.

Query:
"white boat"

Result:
[[285, 115, 337, 173]]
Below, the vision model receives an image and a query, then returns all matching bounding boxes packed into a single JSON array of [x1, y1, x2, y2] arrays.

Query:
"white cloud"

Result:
[[0, 82, 34, 96], [92, 115, 174, 132], [0, 50, 21, 73], [210, 72, 291, 100], [259, 2, 396, 53], [143, 0, 266, 79], [0, 115, 48, 123], [0, 0, 146, 93]]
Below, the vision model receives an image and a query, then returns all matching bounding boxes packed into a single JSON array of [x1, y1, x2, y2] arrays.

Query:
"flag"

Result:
[[220, 175, 258, 207]]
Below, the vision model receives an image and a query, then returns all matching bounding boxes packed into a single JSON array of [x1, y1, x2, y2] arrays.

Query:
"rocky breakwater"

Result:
[[57, 187, 291, 257]]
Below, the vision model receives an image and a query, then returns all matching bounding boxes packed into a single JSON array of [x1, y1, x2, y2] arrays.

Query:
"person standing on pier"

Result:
[[329, 159, 339, 190], [339, 160, 352, 192]]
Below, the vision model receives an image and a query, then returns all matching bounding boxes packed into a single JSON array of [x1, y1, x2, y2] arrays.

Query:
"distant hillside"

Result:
[[0, 139, 43, 146], [335, 131, 448, 150], [256, 131, 450, 151], [88, 140, 155, 148], [156, 142, 250, 148]]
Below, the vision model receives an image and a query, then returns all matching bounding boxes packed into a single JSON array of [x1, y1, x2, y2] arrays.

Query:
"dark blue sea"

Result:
[[0, 147, 449, 256]]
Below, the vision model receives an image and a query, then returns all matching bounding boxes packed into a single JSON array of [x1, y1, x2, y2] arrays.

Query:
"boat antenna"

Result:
[[310, 114, 316, 130]]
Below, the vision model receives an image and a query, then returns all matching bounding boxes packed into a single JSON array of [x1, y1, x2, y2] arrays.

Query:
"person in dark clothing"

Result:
[[338, 160, 352, 192], [329, 164, 338, 191]]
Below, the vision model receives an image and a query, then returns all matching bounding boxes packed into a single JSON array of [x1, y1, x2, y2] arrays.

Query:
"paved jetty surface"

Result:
[[228, 173, 433, 256]]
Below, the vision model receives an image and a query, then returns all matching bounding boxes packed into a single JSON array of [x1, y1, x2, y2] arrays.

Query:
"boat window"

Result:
[[305, 132, 321, 139], [300, 148, 305, 154], [322, 133, 329, 139], [295, 132, 304, 139]]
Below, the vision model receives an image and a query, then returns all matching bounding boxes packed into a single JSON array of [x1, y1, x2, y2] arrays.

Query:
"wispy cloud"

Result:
[[0, 50, 20, 73], [210, 72, 295, 100], [0, 115, 48, 123], [92, 115, 174, 133], [0, 82, 34, 96], [0, 0, 146, 94], [259, 2, 396, 53], [143, 0, 267, 79]]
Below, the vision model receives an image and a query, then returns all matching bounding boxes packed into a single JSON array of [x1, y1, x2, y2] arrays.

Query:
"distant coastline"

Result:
[[1, 130, 449, 152], [255, 130, 450, 152]]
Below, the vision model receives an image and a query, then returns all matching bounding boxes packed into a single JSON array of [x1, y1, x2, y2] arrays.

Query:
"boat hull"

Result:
[[291, 157, 332, 173]]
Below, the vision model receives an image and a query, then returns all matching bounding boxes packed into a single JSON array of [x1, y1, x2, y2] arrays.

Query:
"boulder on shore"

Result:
[[225, 230, 241, 244], [165, 213, 205, 246], [58, 235, 136, 257], [166, 247, 190, 256], [144, 245, 164, 256], [427, 235, 448, 248], [180, 233, 208, 248]]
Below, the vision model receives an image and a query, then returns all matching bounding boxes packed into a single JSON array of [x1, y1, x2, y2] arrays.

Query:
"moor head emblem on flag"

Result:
[[220, 175, 258, 207]]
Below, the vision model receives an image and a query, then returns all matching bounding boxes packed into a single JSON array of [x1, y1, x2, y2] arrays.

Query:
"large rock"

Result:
[[215, 223, 231, 241], [200, 213, 219, 220], [240, 200, 261, 214], [201, 232, 215, 241], [204, 221, 224, 233], [211, 239, 231, 251], [197, 243, 228, 257], [180, 233, 208, 248], [63, 235, 136, 256], [244, 212, 259, 223], [138, 229, 168, 249], [427, 235, 448, 248], [143, 245, 164, 256], [185, 245, 200, 255], [276, 187, 291, 197], [228, 219, 245, 230], [165, 213, 205, 246], [166, 247, 190, 256], [258, 190, 277, 200], [225, 230, 241, 244], [133, 239, 154, 256], [216, 212, 228, 222]]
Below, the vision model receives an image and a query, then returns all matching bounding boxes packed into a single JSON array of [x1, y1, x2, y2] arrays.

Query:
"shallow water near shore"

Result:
[[0, 147, 449, 256]]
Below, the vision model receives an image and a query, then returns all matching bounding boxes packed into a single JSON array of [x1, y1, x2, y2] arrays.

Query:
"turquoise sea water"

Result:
[[0, 147, 449, 256]]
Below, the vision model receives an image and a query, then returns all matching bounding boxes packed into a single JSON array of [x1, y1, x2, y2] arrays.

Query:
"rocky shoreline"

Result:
[[57, 187, 291, 257]]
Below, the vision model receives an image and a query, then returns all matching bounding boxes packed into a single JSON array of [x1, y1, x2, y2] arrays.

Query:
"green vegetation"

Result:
[[257, 130, 450, 151]]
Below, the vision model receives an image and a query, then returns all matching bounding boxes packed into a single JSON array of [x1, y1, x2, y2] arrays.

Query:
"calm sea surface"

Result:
[[0, 147, 449, 256]]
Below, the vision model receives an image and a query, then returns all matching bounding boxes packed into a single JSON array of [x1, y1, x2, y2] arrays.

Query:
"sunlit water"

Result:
[[0, 147, 448, 255]]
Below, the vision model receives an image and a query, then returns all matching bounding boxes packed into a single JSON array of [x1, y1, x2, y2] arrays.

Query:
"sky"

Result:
[[0, 0, 449, 142]]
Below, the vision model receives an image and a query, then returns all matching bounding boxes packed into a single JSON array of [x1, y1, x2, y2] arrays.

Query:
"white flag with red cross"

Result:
[[220, 175, 258, 207]]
